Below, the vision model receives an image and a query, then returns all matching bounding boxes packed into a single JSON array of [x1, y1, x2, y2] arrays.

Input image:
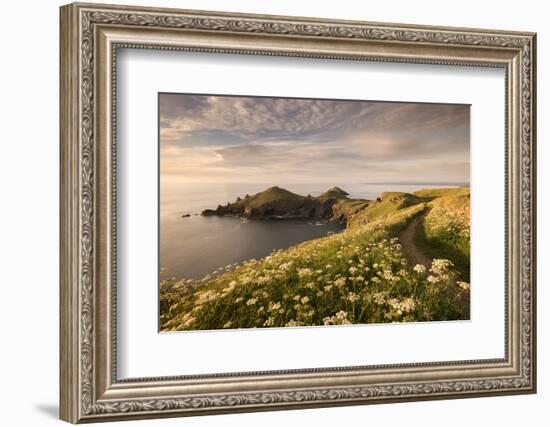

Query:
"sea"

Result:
[[160, 182, 461, 281]]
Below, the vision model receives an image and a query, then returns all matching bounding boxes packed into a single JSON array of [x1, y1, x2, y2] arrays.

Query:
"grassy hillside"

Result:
[[319, 186, 350, 199], [348, 192, 424, 226], [414, 188, 471, 280], [161, 186, 471, 331], [237, 186, 304, 208], [230, 185, 350, 209], [414, 187, 470, 199], [331, 198, 371, 222], [203, 186, 355, 219]]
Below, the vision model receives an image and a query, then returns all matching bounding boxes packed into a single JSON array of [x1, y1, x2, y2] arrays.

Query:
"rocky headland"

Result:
[[201, 186, 365, 223]]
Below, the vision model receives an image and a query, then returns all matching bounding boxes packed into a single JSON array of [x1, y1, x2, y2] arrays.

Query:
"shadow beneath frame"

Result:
[[35, 404, 58, 419]]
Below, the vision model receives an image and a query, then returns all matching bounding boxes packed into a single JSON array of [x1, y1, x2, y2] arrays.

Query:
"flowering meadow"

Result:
[[417, 188, 471, 280], [160, 188, 470, 331]]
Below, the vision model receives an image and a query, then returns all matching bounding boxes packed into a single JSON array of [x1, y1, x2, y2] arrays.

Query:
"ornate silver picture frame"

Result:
[[60, 2, 536, 423]]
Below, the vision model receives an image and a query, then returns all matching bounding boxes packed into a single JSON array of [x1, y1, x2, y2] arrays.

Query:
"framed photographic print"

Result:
[[60, 2, 537, 423]]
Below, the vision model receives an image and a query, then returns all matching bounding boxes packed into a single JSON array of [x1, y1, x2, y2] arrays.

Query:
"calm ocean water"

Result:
[[160, 182, 456, 280]]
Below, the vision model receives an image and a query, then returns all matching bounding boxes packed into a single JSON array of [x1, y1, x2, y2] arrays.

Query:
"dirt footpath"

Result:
[[398, 212, 431, 269]]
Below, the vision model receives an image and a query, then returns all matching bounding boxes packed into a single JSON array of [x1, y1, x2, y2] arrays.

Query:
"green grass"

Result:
[[240, 186, 304, 208], [331, 199, 371, 222], [414, 187, 470, 199], [414, 217, 470, 282], [236, 186, 353, 210], [318, 186, 350, 199], [349, 192, 424, 226], [414, 189, 470, 281]]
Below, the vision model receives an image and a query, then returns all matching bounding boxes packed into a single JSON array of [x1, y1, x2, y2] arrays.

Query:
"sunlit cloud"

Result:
[[159, 93, 469, 184]]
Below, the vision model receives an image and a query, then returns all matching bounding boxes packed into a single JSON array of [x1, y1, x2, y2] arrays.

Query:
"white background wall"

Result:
[[0, 0, 545, 426]]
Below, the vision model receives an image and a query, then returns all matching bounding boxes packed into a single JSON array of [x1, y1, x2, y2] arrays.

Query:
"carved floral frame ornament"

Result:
[[60, 2, 537, 423]]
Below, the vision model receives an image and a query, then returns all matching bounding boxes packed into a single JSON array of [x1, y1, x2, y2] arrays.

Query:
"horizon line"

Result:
[[363, 181, 469, 186]]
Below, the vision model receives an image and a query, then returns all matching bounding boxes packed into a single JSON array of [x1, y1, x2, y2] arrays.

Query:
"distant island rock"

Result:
[[201, 186, 366, 223]]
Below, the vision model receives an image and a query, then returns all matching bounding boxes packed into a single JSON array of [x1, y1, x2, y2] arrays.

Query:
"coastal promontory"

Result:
[[201, 186, 356, 221]]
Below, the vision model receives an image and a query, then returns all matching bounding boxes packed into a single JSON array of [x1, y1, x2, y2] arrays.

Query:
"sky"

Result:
[[159, 93, 470, 185]]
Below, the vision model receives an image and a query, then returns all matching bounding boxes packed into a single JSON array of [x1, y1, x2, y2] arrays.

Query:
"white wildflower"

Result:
[[426, 275, 439, 284], [323, 310, 351, 325], [457, 281, 470, 291], [334, 277, 346, 288], [430, 259, 454, 275], [297, 268, 312, 278], [286, 319, 304, 327], [347, 292, 360, 303], [373, 291, 388, 305], [268, 302, 282, 312], [255, 275, 271, 285], [413, 264, 426, 274]]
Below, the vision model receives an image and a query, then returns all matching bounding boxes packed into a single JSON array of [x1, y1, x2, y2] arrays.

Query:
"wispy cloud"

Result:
[[160, 93, 469, 184]]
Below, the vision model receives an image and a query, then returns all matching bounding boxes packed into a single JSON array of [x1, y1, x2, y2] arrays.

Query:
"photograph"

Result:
[[159, 94, 471, 331]]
